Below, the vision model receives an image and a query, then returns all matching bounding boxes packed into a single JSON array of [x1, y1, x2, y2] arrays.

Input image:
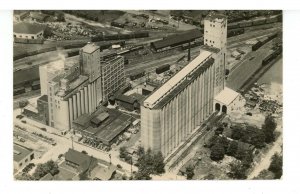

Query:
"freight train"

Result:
[[228, 14, 282, 30], [129, 71, 145, 81], [156, 64, 170, 74], [227, 28, 245, 38], [91, 31, 149, 42], [117, 45, 145, 55], [262, 46, 282, 66], [252, 33, 278, 51]]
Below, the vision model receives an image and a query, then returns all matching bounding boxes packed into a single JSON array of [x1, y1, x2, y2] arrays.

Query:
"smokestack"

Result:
[[188, 42, 191, 61]]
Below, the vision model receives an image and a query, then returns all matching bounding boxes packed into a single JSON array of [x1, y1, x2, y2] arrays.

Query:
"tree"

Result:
[[251, 131, 266, 149], [241, 151, 254, 169], [203, 173, 215, 180], [56, 12, 65, 22], [153, 151, 165, 174], [46, 160, 59, 176], [185, 165, 194, 180], [19, 99, 29, 112], [15, 173, 33, 180], [228, 161, 247, 179], [254, 169, 275, 180], [226, 141, 238, 157], [119, 146, 127, 159], [268, 153, 282, 179], [134, 167, 152, 180], [210, 143, 225, 161], [32, 160, 59, 180], [231, 127, 243, 140], [262, 115, 277, 143], [136, 146, 145, 158]]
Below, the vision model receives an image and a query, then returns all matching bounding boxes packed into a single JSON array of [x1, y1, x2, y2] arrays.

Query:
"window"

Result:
[[19, 163, 22, 167], [31, 36, 34, 39]]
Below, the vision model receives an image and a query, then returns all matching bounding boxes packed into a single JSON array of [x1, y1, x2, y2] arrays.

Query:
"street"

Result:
[[13, 109, 137, 176]]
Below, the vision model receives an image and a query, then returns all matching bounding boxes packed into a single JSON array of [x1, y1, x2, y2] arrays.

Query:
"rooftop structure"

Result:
[[73, 108, 132, 145], [205, 13, 227, 21], [13, 144, 33, 162], [214, 87, 239, 106], [90, 165, 117, 180], [144, 50, 212, 108], [81, 43, 100, 54], [65, 148, 94, 173], [150, 29, 201, 51], [13, 22, 45, 34]]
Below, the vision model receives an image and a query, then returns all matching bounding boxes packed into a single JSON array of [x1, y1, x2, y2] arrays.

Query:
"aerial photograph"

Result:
[[13, 10, 282, 180]]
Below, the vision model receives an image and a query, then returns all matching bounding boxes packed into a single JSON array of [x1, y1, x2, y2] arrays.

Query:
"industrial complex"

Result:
[[13, 10, 282, 181]]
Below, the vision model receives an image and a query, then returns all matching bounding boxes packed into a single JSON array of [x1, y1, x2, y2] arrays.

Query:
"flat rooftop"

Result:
[[14, 143, 33, 162], [82, 43, 99, 54], [214, 87, 239, 106], [75, 108, 132, 145], [153, 57, 215, 109], [58, 75, 89, 98], [201, 45, 220, 54], [151, 29, 201, 50], [144, 50, 212, 108], [205, 13, 227, 22]]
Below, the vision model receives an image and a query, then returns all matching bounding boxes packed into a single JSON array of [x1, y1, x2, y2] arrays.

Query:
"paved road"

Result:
[[13, 109, 137, 176], [226, 41, 274, 91]]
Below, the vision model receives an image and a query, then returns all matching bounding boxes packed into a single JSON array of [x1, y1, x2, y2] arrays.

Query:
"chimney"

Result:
[[188, 41, 191, 61]]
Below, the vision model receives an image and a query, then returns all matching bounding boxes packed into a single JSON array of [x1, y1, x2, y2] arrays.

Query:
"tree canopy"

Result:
[[268, 153, 282, 179], [210, 142, 225, 161]]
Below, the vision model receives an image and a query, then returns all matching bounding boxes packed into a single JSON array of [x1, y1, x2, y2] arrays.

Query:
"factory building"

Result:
[[141, 13, 227, 157], [44, 43, 125, 132], [13, 22, 44, 40], [79, 43, 126, 102], [39, 59, 65, 96]]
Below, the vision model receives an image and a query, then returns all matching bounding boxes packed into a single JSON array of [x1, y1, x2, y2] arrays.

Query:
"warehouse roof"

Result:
[[14, 66, 40, 86], [214, 87, 239, 106], [144, 50, 212, 108], [13, 22, 45, 34], [116, 94, 137, 104], [151, 29, 201, 50], [13, 143, 33, 162], [91, 112, 109, 125]]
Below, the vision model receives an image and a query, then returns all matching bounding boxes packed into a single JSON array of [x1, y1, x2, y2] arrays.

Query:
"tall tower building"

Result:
[[202, 13, 227, 96], [141, 13, 228, 158]]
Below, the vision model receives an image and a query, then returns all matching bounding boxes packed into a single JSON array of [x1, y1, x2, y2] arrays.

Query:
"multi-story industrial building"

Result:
[[44, 43, 125, 131], [79, 44, 126, 102], [39, 59, 65, 95], [141, 13, 227, 157]]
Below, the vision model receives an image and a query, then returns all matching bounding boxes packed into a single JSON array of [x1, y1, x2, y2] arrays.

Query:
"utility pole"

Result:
[[71, 136, 74, 149], [130, 155, 133, 176], [188, 41, 191, 61]]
